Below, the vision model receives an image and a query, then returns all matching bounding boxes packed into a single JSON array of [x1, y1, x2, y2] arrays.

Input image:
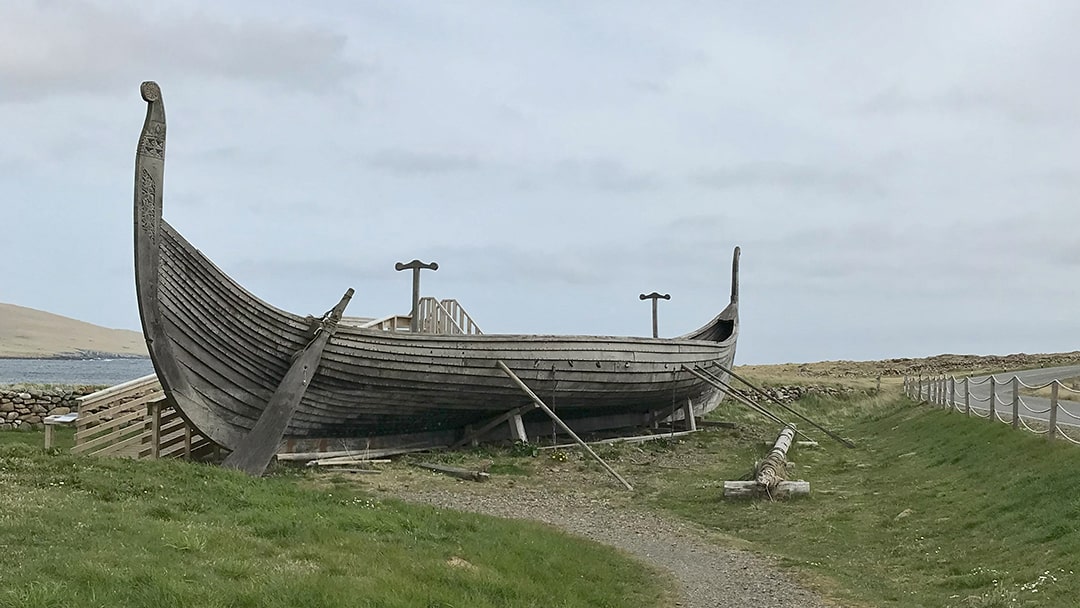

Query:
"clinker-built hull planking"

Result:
[[134, 82, 739, 453]]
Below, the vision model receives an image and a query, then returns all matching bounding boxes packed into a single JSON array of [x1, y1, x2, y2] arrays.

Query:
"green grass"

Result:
[[647, 394, 1080, 607], [0, 427, 75, 451], [0, 441, 673, 608]]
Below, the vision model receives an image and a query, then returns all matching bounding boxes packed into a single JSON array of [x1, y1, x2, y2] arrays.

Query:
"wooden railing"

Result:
[[356, 314, 413, 332], [73, 375, 215, 459], [354, 299, 482, 335], [417, 297, 483, 335]]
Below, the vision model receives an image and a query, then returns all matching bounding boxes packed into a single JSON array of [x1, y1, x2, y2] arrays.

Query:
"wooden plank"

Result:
[[303, 446, 445, 465], [411, 462, 490, 482], [74, 409, 146, 443], [73, 419, 147, 454], [77, 374, 160, 408], [88, 431, 147, 458], [723, 480, 809, 499], [76, 391, 165, 428], [537, 430, 698, 450]]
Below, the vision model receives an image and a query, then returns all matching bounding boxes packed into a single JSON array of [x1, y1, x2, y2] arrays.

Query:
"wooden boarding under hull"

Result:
[[133, 82, 740, 454]]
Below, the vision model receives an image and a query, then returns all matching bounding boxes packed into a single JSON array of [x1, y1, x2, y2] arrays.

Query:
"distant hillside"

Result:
[[0, 302, 148, 359]]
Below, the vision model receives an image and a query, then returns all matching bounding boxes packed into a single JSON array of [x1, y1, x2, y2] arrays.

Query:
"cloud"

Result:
[[366, 149, 480, 175], [860, 86, 1058, 126], [690, 162, 882, 197], [516, 158, 662, 193], [0, 1, 360, 102]]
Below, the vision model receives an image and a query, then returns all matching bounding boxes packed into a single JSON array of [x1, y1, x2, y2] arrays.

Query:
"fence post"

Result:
[[150, 402, 162, 459], [1011, 376, 1020, 429], [964, 377, 970, 416], [1048, 381, 1059, 441], [949, 377, 956, 411], [989, 375, 996, 421]]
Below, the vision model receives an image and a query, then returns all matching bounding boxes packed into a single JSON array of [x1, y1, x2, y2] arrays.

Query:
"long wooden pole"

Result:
[[681, 365, 817, 443], [496, 361, 633, 491], [707, 362, 853, 447]]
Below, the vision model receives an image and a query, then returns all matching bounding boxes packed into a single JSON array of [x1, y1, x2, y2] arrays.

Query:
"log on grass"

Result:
[[412, 462, 490, 482], [756, 424, 796, 488], [723, 480, 810, 498]]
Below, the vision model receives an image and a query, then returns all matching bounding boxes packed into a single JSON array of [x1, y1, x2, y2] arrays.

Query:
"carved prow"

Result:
[[730, 246, 740, 304]]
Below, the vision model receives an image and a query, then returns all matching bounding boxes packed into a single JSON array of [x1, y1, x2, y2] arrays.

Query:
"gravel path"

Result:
[[390, 483, 832, 608]]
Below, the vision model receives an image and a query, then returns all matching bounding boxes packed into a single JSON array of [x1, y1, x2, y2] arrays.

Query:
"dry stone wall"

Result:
[[0, 387, 99, 430]]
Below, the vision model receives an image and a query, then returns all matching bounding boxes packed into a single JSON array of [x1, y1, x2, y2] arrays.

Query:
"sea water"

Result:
[[0, 358, 155, 386]]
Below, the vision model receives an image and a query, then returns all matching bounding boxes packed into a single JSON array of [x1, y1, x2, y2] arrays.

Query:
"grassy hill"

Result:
[[0, 302, 147, 359]]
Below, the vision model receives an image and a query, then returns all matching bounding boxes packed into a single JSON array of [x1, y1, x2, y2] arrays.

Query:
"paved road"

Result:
[[918, 365, 1080, 429]]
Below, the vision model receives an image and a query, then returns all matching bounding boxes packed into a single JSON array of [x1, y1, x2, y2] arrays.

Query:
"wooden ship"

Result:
[[133, 82, 740, 475]]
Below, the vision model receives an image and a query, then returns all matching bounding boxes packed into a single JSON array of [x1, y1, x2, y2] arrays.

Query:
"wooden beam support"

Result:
[[450, 403, 536, 449], [496, 361, 634, 491], [222, 289, 354, 476], [683, 397, 697, 431]]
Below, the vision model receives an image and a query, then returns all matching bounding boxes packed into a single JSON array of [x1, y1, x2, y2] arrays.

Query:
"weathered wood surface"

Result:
[[756, 424, 796, 488], [723, 424, 810, 500], [722, 480, 810, 498], [131, 81, 741, 457], [395, 259, 437, 332], [537, 429, 698, 450], [283, 445, 442, 463], [638, 292, 671, 338], [411, 461, 490, 482], [222, 291, 353, 476]]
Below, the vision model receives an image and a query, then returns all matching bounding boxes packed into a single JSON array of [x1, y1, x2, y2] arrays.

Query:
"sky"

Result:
[[1, 1, 1079, 364]]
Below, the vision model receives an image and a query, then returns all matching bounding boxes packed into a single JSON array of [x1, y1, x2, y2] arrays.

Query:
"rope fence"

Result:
[[902, 374, 1080, 443]]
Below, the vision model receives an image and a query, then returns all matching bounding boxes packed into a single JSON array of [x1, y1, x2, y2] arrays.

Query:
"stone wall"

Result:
[[0, 387, 99, 431]]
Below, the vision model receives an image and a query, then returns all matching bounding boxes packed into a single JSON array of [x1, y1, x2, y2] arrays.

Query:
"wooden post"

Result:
[[44, 424, 55, 449], [989, 375, 996, 419], [150, 401, 162, 459], [510, 414, 528, 443], [964, 377, 970, 416], [1049, 381, 1059, 440], [1011, 376, 1020, 429], [497, 361, 633, 491], [682, 397, 697, 431], [949, 377, 956, 411], [638, 292, 670, 338], [395, 259, 438, 332]]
